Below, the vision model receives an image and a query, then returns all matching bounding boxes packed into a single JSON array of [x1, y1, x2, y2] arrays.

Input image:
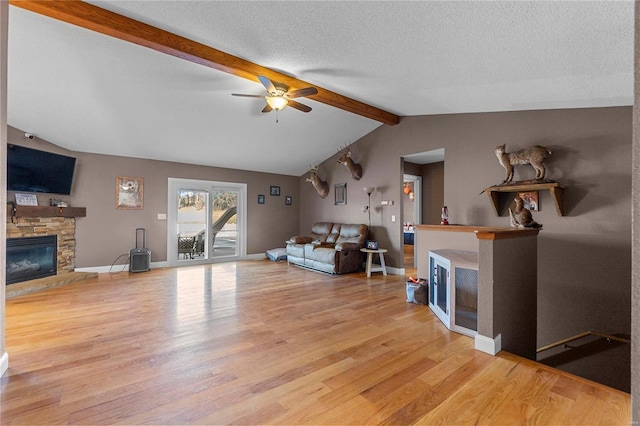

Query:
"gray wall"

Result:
[[421, 162, 445, 224], [6, 126, 300, 267], [632, 3, 639, 421], [299, 107, 632, 355]]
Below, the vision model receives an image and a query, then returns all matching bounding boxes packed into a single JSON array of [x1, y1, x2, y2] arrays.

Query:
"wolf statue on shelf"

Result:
[[509, 197, 542, 229], [495, 144, 552, 184]]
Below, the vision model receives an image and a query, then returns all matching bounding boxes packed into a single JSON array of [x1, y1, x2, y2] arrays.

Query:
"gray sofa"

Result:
[[286, 222, 368, 274]]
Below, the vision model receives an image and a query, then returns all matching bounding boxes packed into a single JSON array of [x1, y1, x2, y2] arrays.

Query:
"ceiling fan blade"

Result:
[[288, 100, 312, 113], [231, 93, 266, 98], [262, 104, 273, 113], [287, 87, 318, 99], [258, 75, 278, 95]]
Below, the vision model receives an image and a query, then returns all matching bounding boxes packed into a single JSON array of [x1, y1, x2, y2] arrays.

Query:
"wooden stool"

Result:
[[360, 248, 388, 277]]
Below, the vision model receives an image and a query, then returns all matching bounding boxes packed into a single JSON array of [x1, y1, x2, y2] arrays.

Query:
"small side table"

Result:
[[360, 248, 388, 277]]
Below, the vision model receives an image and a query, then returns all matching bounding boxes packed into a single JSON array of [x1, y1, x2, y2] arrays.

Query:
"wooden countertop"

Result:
[[415, 224, 540, 240]]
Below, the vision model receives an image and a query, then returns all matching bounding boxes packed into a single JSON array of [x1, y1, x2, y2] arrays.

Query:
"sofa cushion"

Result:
[[309, 222, 334, 242], [326, 233, 340, 244], [290, 236, 313, 244], [309, 247, 337, 265], [287, 243, 305, 259], [336, 223, 368, 246]]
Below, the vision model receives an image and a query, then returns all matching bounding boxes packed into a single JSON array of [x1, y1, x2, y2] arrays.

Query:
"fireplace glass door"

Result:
[[6, 235, 57, 284]]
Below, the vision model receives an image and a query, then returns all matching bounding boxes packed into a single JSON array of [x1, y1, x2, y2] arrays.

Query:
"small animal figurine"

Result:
[[509, 197, 542, 229], [495, 144, 552, 183], [306, 166, 329, 198]]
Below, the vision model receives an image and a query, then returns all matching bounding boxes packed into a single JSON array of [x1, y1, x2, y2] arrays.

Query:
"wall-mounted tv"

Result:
[[7, 144, 77, 195]]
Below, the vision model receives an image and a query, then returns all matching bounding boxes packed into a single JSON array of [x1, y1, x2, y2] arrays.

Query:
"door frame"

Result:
[[403, 174, 422, 268], [167, 178, 247, 267]]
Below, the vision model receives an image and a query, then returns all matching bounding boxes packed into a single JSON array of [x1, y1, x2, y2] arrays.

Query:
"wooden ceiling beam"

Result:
[[10, 0, 400, 125]]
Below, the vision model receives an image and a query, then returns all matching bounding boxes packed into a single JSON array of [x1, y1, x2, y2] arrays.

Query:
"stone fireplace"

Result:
[[6, 215, 78, 281]]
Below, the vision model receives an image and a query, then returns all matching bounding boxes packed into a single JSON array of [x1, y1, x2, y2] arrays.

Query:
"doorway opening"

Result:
[[402, 148, 445, 271]]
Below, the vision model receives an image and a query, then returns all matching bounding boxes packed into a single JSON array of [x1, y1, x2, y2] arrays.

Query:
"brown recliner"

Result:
[[286, 222, 368, 274]]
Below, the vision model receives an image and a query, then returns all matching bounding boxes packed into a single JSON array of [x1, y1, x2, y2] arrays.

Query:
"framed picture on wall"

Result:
[[270, 186, 280, 196], [116, 176, 144, 210], [518, 191, 539, 211], [285, 196, 292, 205], [335, 183, 347, 205], [258, 194, 265, 204]]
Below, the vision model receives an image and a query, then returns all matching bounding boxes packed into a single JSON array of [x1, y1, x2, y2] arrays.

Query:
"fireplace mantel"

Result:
[[6, 205, 86, 218]]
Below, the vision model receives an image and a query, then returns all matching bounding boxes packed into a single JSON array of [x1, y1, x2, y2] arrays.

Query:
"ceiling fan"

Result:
[[232, 76, 318, 122]]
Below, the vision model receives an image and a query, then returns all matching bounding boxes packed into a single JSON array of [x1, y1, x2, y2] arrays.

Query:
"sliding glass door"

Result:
[[211, 187, 239, 259], [168, 178, 246, 266], [177, 189, 208, 261]]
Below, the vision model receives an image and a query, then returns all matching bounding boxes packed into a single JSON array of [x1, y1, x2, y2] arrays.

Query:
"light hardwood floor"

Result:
[[1, 260, 630, 425]]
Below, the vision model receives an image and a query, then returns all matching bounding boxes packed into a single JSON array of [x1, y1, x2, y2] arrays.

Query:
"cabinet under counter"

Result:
[[415, 224, 539, 360]]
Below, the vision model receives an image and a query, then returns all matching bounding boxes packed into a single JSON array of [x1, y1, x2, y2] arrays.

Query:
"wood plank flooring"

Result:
[[1, 260, 630, 425]]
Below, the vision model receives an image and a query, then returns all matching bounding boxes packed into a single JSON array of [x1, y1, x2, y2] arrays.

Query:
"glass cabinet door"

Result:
[[436, 264, 448, 315], [429, 252, 451, 328]]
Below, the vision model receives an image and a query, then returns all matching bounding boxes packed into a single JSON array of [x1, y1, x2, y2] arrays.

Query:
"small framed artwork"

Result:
[[285, 196, 292, 205], [258, 194, 265, 204], [270, 186, 281, 196], [335, 183, 347, 205], [366, 240, 379, 250], [518, 191, 539, 211], [116, 176, 144, 210], [15, 193, 38, 206]]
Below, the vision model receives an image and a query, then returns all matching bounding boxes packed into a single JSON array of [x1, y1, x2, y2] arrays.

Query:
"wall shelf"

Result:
[[484, 181, 565, 216], [7, 205, 86, 218]]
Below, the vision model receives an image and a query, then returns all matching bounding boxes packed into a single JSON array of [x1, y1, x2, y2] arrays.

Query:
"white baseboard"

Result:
[[0, 351, 8, 377], [475, 333, 502, 355], [75, 256, 270, 274], [385, 266, 404, 276], [78, 254, 412, 273]]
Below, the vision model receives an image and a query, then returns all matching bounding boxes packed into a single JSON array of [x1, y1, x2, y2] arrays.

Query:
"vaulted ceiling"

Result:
[[7, 1, 634, 176]]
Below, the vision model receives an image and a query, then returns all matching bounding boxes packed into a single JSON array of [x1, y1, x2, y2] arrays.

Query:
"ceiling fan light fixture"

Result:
[[266, 96, 288, 110]]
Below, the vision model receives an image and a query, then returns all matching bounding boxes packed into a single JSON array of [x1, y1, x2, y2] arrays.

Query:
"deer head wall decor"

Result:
[[306, 166, 330, 198], [337, 146, 363, 181]]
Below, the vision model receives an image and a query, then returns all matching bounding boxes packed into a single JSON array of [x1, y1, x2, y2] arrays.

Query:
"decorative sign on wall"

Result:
[[116, 176, 144, 210], [15, 193, 38, 206]]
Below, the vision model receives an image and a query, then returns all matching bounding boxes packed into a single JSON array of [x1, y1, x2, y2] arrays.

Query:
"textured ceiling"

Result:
[[7, 1, 634, 176]]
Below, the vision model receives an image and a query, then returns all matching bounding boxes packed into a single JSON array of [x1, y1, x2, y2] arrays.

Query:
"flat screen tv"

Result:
[[7, 144, 77, 195]]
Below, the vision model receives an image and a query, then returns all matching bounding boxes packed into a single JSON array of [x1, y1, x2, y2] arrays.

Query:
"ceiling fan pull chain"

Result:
[[276, 109, 279, 124]]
